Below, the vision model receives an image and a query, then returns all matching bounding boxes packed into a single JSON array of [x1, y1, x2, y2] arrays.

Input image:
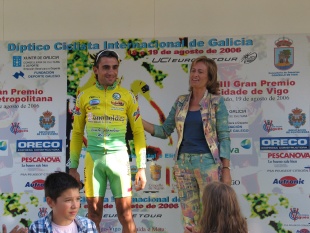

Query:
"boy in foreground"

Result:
[[28, 172, 98, 233]]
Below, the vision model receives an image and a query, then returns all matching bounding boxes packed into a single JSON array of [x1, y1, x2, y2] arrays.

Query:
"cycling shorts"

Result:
[[84, 152, 132, 198]]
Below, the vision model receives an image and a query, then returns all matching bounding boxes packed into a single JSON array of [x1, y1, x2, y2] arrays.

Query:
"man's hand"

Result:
[[2, 224, 28, 233], [135, 168, 146, 191], [69, 168, 81, 187]]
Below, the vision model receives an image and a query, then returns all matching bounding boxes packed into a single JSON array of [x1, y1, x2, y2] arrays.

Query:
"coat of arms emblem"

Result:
[[274, 37, 294, 70], [39, 110, 55, 130], [288, 108, 306, 128]]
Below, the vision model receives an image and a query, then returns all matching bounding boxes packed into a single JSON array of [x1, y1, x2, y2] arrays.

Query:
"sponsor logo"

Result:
[[89, 96, 100, 99], [290, 208, 301, 221], [263, 120, 282, 133], [10, 122, 28, 134], [229, 109, 247, 114], [21, 156, 61, 163], [267, 152, 310, 159], [13, 56, 22, 67], [39, 110, 55, 130], [112, 93, 121, 100], [267, 169, 309, 173], [87, 106, 100, 111], [37, 111, 58, 136], [133, 107, 140, 121], [230, 138, 252, 155], [0, 140, 8, 151], [288, 108, 306, 129], [241, 139, 251, 149], [274, 37, 294, 70], [296, 229, 310, 233], [28, 71, 60, 79], [241, 52, 257, 64], [38, 208, 48, 218], [260, 137, 310, 150], [20, 172, 50, 177], [111, 100, 124, 106], [89, 114, 125, 123], [273, 176, 304, 187], [0, 140, 8, 156], [151, 56, 239, 63], [25, 179, 45, 190], [13, 71, 25, 79], [89, 99, 100, 105], [289, 207, 310, 221], [16, 139, 62, 152]]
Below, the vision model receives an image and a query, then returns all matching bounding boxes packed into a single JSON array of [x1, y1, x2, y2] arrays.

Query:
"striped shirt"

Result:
[[28, 211, 98, 233]]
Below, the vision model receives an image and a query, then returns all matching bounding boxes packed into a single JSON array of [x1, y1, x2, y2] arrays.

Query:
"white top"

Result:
[[52, 221, 78, 233]]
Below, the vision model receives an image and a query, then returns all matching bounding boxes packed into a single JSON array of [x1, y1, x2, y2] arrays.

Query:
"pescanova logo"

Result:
[[273, 176, 304, 187], [25, 179, 45, 190]]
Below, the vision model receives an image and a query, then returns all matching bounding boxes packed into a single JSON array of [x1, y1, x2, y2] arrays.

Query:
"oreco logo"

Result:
[[260, 137, 309, 150], [25, 179, 45, 190], [16, 139, 62, 152], [273, 176, 304, 187]]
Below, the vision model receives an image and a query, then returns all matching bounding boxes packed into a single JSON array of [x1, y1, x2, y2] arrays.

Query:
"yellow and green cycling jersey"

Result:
[[70, 81, 146, 169]]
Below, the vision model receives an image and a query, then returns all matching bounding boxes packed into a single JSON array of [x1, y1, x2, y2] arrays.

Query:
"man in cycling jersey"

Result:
[[69, 49, 146, 233]]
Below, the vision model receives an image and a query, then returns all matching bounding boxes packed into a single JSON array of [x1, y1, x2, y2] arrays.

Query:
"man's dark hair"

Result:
[[94, 49, 119, 67], [44, 171, 80, 201]]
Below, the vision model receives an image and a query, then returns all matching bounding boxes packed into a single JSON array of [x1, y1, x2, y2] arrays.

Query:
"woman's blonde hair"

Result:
[[199, 181, 248, 233], [189, 56, 219, 94]]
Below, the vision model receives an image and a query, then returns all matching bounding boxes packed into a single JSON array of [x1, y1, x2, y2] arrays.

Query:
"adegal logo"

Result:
[[25, 179, 45, 190], [273, 176, 304, 187], [241, 139, 251, 149], [0, 141, 8, 151]]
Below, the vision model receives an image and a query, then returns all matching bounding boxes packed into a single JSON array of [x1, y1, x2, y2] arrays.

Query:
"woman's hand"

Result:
[[221, 168, 232, 186], [184, 225, 193, 233], [184, 225, 199, 233], [221, 158, 232, 186]]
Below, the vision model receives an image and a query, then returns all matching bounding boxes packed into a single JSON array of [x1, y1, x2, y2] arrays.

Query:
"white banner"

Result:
[[0, 35, 309, 233]]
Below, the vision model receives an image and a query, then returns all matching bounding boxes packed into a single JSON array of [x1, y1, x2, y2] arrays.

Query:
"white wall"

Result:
[[1, 0, 309, 41]]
